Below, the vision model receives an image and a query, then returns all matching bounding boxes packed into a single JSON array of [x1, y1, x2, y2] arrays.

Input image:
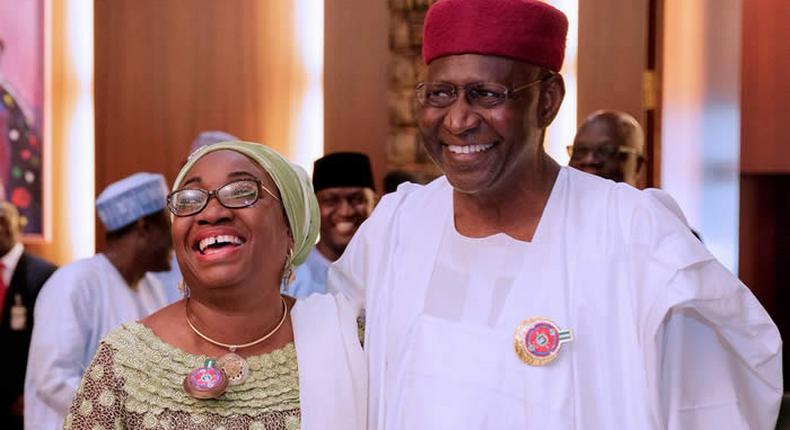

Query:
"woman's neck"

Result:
[[186, 288, 286, 347]]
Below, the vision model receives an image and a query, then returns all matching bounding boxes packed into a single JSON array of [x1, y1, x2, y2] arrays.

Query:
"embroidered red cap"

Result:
[[422, 0, 569, 72]]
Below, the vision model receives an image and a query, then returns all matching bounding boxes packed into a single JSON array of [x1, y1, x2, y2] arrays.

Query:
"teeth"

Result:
[[335, 221, 355, 234], [198, 235, 242, 253], [447, 143, 494, 154]]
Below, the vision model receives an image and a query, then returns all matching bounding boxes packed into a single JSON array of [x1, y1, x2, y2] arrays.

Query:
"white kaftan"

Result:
[[25, 254, 175, 430], [327, 167, 783, 429]]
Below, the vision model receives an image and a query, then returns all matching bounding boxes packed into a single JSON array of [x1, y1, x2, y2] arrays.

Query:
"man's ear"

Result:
[[136, 217, 151, 237], [636, 155, 646, 174], [537, 74, 565, 128]]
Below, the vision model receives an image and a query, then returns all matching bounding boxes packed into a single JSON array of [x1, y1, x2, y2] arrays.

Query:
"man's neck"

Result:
[[453, 158, 560, 242], [103, 247, 146, 288], [315, 241, 341, 262]]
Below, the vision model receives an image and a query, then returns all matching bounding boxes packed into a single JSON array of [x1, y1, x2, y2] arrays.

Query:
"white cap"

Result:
[[96, 172, 168, 232], [189, 130, 239, 154]]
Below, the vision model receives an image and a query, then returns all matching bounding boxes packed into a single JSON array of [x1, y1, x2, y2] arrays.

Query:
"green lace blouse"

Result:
[[64, 322, 301, 430]]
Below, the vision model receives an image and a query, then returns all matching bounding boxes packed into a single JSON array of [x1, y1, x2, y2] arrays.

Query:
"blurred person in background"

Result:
[[569, 110, 645, 187], [0, 201, 56, 429], [25, 173, 175, 429], [286, 152, 376, 298], [189, 130, 239, 154], [570, 111, 702, 240]]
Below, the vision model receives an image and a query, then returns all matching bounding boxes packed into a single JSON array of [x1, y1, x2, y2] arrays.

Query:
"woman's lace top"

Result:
[[64, 322, 301, 430]]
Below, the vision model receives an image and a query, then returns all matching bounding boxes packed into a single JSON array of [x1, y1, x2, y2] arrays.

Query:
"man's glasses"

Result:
[[167, 179, 280, 217], [415, 76, 551, 109], [566, 144, 642, 161]]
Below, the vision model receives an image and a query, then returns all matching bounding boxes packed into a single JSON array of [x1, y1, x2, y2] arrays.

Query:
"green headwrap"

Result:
[[172, 141, 319, 268]]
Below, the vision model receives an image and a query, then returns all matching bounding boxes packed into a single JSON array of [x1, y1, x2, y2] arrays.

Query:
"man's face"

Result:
[[316, 186, 375, 258], [0, 203, 20, 256], [145, 211, 173, 272], [417, 54, 545, 196], [570, 120, 641, 185]]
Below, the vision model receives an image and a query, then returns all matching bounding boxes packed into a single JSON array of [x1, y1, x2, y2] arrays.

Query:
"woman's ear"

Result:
[[537, 74, 565, 128]]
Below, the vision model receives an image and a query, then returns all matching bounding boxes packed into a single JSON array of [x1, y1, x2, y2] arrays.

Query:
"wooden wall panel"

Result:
[[739, 173, 790, 389], [324, 0, 389, 190], [94, 0, 300, 247], [26, 0, 71, 264], [578, 0, 659, 188], [578, 0, 647, 126], [741, 0, 790, 173]]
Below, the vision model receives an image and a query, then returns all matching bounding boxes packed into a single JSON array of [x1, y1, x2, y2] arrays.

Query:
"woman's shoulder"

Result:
[[101, 321, 168, 357]]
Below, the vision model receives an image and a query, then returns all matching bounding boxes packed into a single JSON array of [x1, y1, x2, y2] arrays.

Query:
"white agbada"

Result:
[[327, 167, 783, 430], [25, 254, 174, 430], [293, 293, 368, 429]]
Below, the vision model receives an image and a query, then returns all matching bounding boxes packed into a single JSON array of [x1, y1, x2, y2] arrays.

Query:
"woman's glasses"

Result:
[[167, 179, 280, 217]]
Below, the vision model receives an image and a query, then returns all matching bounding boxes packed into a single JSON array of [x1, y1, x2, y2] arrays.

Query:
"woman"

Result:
[[64, 141, 366, 429]]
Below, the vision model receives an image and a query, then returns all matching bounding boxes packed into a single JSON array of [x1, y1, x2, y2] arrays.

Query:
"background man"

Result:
[[189, 130, 238, 154], [328, 0, 781, 428], [0, 202, 56, 429], [25, 173, 175, 429], [569, 110, 645, 186], [287, 152, 376, 298]]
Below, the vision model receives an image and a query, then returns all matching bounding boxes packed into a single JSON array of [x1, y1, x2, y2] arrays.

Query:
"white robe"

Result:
[[327, 167, 783, 430], [293, 293, 367, 429], [24, 254, 175, 430]]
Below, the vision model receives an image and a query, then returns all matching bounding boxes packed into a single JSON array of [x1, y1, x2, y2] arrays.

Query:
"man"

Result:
[[25, 173, 175, 429], [0, 202, 56, 429], [287, 152, 376, 298], [327, 0, 782, 428], [569, 110, 645, 186]]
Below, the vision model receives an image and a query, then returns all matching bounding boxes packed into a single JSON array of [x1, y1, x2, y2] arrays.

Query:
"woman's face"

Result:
[[172, 150, 291, 293]]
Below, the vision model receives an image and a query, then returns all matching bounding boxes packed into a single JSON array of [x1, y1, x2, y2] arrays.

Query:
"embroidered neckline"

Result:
[[102, 322, 300, 417]]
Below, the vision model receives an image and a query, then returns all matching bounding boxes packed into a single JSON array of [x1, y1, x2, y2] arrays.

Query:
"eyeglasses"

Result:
[[167, 179, 280, 217], [415, 76, 551, 109], [566, 144, 642, 161]]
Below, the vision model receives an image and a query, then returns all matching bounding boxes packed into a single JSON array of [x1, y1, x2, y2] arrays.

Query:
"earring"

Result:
[[178, 280, 190, 297], [281, 249, 296, 289]]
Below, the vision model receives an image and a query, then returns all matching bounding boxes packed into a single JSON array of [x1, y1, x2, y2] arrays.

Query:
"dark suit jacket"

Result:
[[0, 251, 57, 426]]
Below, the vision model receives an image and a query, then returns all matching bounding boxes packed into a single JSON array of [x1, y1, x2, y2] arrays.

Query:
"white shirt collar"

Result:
[[1, 242, 24, 286]]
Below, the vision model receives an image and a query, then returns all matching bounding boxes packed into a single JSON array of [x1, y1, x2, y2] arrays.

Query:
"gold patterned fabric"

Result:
[[64, 322, 301, 430]]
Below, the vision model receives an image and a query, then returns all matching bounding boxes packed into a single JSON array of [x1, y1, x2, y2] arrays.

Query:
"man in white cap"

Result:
[[24, 173, 175, 430]]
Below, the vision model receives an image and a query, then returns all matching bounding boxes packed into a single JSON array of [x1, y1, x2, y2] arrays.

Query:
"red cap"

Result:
[[422, 0, 568, 72]]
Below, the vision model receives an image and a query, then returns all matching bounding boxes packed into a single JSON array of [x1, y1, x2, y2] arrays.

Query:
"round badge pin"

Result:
[[217, 352, 250, 386], [183, 358, 229, 399], [513, 317, 573, 366]]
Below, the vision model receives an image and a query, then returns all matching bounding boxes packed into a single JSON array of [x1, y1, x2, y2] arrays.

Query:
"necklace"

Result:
[[182, 296, 288, 399]]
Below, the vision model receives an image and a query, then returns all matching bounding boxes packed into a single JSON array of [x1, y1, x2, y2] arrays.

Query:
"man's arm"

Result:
[[25, 273, 91, 420], [648, 260, 782, 430]]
